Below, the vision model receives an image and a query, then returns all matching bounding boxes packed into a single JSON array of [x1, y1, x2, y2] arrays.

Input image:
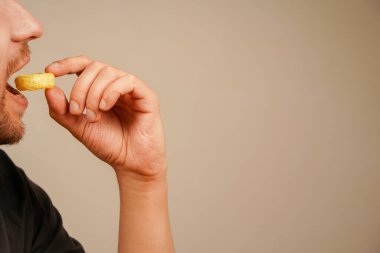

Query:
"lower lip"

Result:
[[6, 83, 29, 108]]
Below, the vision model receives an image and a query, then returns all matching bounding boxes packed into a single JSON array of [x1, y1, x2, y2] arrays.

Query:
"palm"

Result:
[[70, 97, 166, 177], [78, 109, 125, 166]]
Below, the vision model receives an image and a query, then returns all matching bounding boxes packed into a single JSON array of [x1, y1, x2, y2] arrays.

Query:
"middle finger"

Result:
[[69, 61, 106, 115]]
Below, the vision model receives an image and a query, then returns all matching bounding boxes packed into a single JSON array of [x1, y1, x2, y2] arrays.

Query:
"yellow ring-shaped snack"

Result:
[[15, 73, 55, 91]]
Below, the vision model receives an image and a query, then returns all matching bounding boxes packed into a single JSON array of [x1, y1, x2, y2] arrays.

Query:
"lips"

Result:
[[4, 47, 31, 109], [6, 83, 22, 95], [6, 82, 28, 109]]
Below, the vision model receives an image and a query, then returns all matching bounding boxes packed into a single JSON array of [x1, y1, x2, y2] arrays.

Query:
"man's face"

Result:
[[0, 0, 43, 145]]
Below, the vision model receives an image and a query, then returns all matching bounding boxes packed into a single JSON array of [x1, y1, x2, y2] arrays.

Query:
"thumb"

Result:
[[45, 87, 85, 137]]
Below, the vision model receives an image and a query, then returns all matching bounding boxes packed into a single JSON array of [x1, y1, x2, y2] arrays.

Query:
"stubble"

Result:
[[0, 43, 29, 145]]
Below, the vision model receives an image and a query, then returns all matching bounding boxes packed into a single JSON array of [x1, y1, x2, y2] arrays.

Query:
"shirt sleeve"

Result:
[[22, 171, 85, 253]]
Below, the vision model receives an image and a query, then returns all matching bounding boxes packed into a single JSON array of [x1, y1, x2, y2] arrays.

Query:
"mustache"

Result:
[[6, 43, 30, 79]]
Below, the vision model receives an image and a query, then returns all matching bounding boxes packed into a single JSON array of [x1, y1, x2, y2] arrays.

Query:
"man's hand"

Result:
[[45, 56, 175, 252], [44, 56, 167, 183]]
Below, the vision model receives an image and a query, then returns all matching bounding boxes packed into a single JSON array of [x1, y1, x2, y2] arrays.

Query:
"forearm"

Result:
[[115, 171, 175, 253]]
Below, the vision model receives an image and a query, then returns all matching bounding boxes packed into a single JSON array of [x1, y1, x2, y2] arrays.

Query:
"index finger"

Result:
[[45, 55, 93, 77]]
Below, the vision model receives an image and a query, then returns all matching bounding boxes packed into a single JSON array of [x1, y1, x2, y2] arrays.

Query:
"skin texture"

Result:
[[0, 1, 175, 252], [0, 0, 41, 144]]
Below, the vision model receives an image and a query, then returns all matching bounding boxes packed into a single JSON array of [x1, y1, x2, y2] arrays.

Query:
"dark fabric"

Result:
[[0, 149, 85, 253]]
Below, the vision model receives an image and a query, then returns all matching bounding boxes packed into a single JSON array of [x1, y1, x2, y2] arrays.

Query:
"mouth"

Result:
[[6, 51, 31, 94], [6, 83, 23, 96], [6, 82, 28, 109], [3, 42, 32, 110], [5, 55, 31, 108]]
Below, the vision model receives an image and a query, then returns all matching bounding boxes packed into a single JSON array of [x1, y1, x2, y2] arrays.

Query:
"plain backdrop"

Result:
[[3, 0, 380, 252]]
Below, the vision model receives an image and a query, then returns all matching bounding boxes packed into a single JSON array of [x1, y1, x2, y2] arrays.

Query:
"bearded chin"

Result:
[[0, 94, 25, 145]]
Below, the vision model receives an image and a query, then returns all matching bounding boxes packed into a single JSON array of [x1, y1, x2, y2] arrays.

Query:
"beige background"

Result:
[[3, 0, 380, 252]]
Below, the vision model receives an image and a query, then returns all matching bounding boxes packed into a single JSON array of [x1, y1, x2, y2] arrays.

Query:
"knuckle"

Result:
[[102, 65, 114, 72], [128, 74, 137, 82], [106, 86, 118, 97], [89, 60, 104, 69], [104, 87, 121, 102], [77, 55, 91, 62], [100, 65, 116, 77], [150, 91, 159, 106], [101, 92, 111, 102], [70, 93, 84, 105], [86, 99, 98, 111]]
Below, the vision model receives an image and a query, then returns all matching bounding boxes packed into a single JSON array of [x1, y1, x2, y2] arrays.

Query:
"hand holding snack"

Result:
[[44, 56, 167, 183]]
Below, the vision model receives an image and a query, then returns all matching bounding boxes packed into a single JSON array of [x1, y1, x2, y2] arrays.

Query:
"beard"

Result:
[[0, 87, 25, 145], [0, 43, 29, 145]]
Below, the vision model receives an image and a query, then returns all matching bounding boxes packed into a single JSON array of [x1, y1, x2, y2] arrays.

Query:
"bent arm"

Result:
[[44, 56, 175, 252]]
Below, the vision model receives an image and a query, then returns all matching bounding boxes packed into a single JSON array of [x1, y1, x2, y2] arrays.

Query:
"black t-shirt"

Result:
[[0, 149, 85, 252]]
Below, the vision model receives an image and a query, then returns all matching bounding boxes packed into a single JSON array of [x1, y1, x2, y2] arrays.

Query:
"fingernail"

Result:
[[86, 109, 97, 121], [99, 99, 107, 110], [70, 101, 80, 114]]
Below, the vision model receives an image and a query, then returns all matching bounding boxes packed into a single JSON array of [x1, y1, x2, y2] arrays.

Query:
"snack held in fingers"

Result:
[[15, 73, 55, 91]]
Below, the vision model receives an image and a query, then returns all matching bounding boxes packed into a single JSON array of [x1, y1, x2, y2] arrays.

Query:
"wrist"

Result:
[[115, 169, 168, 193]]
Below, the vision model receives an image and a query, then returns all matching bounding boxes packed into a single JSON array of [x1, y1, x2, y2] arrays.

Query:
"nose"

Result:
[[10, 2, 44, 42]]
